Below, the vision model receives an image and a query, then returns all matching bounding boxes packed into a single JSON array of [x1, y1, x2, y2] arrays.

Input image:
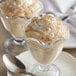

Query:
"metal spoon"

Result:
[[3, 54, 36, 76]]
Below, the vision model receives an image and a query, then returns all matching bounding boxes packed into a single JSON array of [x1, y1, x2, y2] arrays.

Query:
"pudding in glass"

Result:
[[0, 0, 43, 56], [25, 14, 69, 64], [0, 0, 43, 38]]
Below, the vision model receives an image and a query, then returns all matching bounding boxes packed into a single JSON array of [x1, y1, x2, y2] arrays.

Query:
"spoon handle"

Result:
[[24, 72, 36, 76]]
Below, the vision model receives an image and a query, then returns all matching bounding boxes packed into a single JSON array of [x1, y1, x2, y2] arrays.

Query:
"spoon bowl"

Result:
[[3, 54, 36, 76]]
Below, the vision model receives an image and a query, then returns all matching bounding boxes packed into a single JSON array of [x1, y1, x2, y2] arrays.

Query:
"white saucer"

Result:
[[7, 51, 76, 76]]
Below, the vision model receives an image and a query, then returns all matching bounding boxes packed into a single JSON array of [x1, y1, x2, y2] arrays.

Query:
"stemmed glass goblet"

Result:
[[0, 13, 28, 56], [25, 14, 69, 76], [0, 0, 43, 56]]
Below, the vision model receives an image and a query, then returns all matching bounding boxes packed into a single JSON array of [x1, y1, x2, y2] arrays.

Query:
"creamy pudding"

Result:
[[25, 14, 69, 64], [0, 0, 43, 38]]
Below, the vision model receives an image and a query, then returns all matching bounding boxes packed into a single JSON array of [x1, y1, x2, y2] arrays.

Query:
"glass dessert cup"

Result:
[[0, 15, 29, 56], [25, 13, 69, 76], [27, 37, 69, 76], [0, 1, 43, 56]]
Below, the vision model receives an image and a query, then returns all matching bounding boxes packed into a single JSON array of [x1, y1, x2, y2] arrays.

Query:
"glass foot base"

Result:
[[4, 38, 28, 56], [31, 64, 61, 76]]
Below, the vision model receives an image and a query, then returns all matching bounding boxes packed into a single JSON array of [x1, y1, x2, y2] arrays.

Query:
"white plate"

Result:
[[7, 51, 76, 76]]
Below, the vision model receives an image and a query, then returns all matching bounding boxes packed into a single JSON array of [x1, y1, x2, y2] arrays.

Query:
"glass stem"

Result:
[[38, 64, 50, 72], [13, 38, 25, 45]]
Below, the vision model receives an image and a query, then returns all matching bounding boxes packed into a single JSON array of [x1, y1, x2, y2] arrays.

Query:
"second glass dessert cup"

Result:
[[0, 15, 29, 56], [0, 0, 43, 56]]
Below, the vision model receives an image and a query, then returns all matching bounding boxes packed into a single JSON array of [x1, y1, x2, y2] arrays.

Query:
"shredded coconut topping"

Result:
[[0, 0, 41, 17], [26, 14, 69, 43], [7, 0, 33, 7]]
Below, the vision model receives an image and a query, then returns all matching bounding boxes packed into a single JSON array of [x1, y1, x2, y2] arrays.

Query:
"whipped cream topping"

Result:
[[7, 0, 33, 7], [31, 14, 57, 32], [26, 14, 69, 43], [0, 0, 42, 17]]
